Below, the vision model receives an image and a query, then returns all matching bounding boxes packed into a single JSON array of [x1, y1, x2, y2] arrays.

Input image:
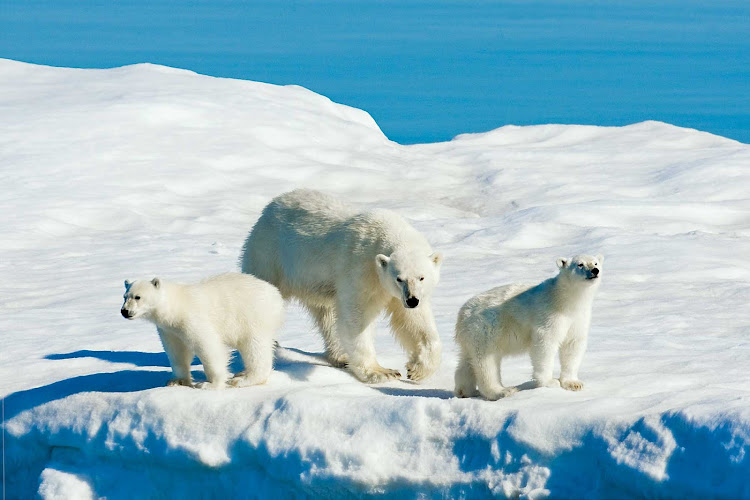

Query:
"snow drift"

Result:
[[2, 59, 749, 499]]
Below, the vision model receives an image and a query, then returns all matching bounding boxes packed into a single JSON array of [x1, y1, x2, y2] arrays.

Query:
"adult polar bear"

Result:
[[241, 189, 443, 383]]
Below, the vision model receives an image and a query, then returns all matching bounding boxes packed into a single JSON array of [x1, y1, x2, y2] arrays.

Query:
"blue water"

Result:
[[3, 0, 749, 144]]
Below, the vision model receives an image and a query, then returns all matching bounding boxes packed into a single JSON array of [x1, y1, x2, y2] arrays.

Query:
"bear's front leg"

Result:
[[337, 299, 401, 383], [530, 333, 562, 389], [559, 337, 587, 391], [388, 300, 442, 381], [158, 328, 194, 388], [193, 331, 231, 390], [166, 378, 193, 387]]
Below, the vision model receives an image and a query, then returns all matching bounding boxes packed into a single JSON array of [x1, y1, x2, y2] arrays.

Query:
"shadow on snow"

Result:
[[5, 344, 342, 421]]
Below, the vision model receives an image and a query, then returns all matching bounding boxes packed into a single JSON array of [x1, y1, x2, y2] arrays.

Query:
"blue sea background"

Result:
[[3, 0, 748, 144]]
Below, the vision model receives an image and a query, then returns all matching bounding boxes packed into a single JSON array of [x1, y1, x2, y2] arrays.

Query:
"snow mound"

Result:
[[2, 60, 750, 498]]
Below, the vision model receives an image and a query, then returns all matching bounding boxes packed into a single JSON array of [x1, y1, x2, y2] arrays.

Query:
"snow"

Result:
[[2, 59, 750, 498]]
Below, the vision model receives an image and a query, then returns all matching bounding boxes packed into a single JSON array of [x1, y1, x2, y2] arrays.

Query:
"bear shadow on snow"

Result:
[[374, 386, 455, 400], [372, 381, 538, 400], [2, 369, 190, 421], [45, 349, 246, 373], [273, 345, 336, 382], [46, 347, 324, 383], [8, 342, 461, 424], [5, 346, 331, 420], [46, 349, 180, 367]]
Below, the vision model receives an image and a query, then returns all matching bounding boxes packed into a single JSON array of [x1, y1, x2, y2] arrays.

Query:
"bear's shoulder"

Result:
[[469, 282, 536, 309]]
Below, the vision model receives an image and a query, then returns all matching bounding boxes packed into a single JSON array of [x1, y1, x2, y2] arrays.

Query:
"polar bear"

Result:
[[121, 273, 284, 389], [240, 189, 443, 383], [454, 254, 603, 400]]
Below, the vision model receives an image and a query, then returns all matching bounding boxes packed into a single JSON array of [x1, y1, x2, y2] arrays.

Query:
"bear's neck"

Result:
[[149, 283, 189, 329], [548, 275, 597, 313]]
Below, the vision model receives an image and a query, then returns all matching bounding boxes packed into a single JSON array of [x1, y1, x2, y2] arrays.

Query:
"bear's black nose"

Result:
[[406, 297, 420, 308], [591, 268, 599, 277], [121, 308, 132, 318]]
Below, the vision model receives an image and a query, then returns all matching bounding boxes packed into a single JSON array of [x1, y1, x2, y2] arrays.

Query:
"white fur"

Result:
[[240, 189, 443, 383], [454, 254, 603, 400], [121, 273, 284, 390]]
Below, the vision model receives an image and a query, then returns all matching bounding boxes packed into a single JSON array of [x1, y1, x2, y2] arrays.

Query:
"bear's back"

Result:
[[189, 273, 282, 309], [456, 282, 536, 333], [182, 273, 284, 335], [340, 208, 432, 255], [466, 283, 536, 312], [269, 189, 354, 236]]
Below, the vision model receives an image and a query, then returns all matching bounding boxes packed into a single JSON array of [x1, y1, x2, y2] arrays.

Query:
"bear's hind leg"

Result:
[[229, 335, 275, 387], [454, 352, 478, 398], [308, 304, 347, 368], [474, 354, 517, 401]]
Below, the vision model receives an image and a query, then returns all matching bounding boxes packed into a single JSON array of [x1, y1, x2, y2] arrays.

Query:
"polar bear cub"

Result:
[[121, 273, 284, 389], [454, 254, 603, 400]]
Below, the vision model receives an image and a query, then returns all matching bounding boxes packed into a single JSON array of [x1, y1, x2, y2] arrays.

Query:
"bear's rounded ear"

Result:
[[124, 279, 132, 289], [375, 254, 390, 269], [430, 252, 443, 268], [151, 278, 160, 288], [596, 254, 604, 265], [556, 257, 568, 269]]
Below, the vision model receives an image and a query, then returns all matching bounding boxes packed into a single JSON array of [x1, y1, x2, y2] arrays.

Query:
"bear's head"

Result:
[[375, 250, 443, 308], [556, 254, 604, 286], [121, 278, 163, 320]]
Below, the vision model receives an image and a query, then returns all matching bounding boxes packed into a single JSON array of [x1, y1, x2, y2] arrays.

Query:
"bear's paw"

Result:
[[166, 378, 192, 388], [561, 379, 584, 391], [353, 365, 402, 384]]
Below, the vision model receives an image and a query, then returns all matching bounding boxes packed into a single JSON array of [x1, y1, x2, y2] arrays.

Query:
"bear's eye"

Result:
[[419, 276, 425, 281], [577, 264, 584, 268], [396, 277, 403, 283], [135, 296, 141, 300]]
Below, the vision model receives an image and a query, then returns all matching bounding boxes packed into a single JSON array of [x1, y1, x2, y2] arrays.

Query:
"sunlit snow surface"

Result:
[[2, 60, 749, 499]]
